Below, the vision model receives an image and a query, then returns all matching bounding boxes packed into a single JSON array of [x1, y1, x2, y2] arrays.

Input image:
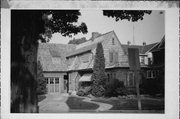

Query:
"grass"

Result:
[[92, 98, 164, 111], [66, 96, 99, 110], [38, 95, 46, 102]]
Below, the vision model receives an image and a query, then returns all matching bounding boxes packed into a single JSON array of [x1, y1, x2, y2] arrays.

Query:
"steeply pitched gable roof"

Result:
[[122, 43, 157, 55], [38, 43, 75, 72], [66, 31, 114, 57], [150, 36, 165, 52]]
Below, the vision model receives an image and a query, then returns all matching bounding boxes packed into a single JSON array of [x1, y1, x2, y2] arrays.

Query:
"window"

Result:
[[81, 54, 89, 63], [107, 74, 110, 82], [140, 56, 145, 64], [45, 78, 48, 84], [147, 70, 158, 78], [112, 38, 115, 45], [109, 52, 113, 63], [50, 78, 54, 84], [109, 51, 118, 63], [127, 72, 135, 87], [55, 78, 59, 84]]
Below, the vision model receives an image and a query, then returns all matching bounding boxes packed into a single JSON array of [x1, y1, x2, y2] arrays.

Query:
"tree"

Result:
[[103, 10, 151, 22], [36, 61, 47, 95], [11, 10, 87, 113], [68, 37, 87, 45], [91, 43, 107, 97]]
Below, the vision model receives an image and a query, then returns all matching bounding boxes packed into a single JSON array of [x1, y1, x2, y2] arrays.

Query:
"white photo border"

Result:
[[1, 1, 179, 119]]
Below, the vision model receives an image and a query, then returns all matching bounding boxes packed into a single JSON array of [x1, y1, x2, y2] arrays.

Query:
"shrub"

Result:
[[91, 43, 107, 97], [105, 79, 128, 97], [36, 61, 47, 95], [77, 86, 92, 96]]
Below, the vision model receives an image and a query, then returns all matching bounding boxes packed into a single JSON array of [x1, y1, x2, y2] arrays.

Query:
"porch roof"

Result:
[[79, 74, 92, 82]]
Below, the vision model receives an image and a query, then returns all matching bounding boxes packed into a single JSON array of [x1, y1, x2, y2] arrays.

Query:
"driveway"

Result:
[[38, 93, 69, 113]]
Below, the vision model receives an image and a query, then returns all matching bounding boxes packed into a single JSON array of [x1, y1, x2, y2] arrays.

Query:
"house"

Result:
[[66, 31, 129, 93], [38, 31, 159, 94], [144, 36, 165, 94]]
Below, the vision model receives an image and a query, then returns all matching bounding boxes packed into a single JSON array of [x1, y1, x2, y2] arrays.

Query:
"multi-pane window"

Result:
[[112, 38, 115, 45], [55, 78, 59, 84], [109, 51, 118, 63], [147, 70, 159, 78], [81, 54, 89, 63], [50, 78, 54, 84], [109, 52, 113, 63]]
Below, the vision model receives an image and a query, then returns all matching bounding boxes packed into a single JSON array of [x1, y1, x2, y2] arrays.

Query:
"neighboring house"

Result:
[[121, 42, 158, 67], [141, 36, 165, 94], [38, 31, 160, 94], [147, 36, 165, 80]]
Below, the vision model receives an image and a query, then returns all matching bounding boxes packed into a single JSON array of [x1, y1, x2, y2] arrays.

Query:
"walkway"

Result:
[[83, 98, 113, 112], [38, 93, 113, 113], [38, 93, 69, 113]]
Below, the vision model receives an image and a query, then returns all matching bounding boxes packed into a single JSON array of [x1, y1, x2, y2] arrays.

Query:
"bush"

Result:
[[105, 79, 128, 97], [77, 86, 92, 96], [36, 61, 47, 95]]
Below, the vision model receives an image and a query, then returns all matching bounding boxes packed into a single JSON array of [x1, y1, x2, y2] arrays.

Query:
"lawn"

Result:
[[66, 96, 99, 110], [92, 98, 164, 111]]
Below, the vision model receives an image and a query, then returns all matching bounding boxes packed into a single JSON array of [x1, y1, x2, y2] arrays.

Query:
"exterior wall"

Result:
[[43, 72, 67, 93], [106, 69, 133, 88], [68, 72, 81, 92], [101, 33, 128, 67]]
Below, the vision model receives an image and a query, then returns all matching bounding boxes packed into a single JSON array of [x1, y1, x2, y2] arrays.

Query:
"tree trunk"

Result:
[[11, 35, 38, 113]]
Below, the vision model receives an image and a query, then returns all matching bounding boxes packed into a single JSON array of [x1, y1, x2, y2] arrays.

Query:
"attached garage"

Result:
[[44, 72, 68, 94]]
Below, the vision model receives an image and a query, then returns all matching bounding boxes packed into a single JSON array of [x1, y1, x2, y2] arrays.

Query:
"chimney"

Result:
[[143, 42, 146, 46], [91, 32, 101, 40], [127, 41, 131, 45]]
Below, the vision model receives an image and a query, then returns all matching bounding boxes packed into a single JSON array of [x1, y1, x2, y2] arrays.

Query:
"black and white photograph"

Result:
[[1, 1, 179, 119], [11, 9, 165, 113]]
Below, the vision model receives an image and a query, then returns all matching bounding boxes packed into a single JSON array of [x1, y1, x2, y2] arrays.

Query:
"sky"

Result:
[[50, 10, 165, 45]]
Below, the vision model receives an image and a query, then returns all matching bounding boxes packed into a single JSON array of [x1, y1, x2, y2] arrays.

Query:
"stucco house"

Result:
[[38, 31, 158, 94]]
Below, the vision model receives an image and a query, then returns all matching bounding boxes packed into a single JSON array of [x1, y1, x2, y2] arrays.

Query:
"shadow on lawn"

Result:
[[66, 96, 99, 110], [38, 95, 46, 102], [92, 98, 164, 112]]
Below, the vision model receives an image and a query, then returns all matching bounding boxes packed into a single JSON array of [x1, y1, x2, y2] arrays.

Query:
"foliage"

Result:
[[76, 86, 92, 96], [91, 43, 107, 97], [36, 61, 47, 95], [11, 10, 87, 112], [105, 79, 128, 97], [103, 10, 152, 22], [68, 37, 87, 45]]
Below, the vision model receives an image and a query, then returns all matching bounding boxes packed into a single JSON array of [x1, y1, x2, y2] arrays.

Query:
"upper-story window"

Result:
[[109, 51, 118, 63], [52, 57, 61, 64], [112, 38, 115, 45], [81, 54, 89, 63]]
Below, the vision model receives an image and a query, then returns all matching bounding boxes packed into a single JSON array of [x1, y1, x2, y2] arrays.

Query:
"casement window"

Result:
[[127, 72, 135, 87], [109, 52, 113, 63], [147, 70, 159, 78], [81, 54, 89, 63], [109, 51, 118, 63], [107, 74, 110, 82], [112, 38, 115, 45], [55, 78, 59, 84]]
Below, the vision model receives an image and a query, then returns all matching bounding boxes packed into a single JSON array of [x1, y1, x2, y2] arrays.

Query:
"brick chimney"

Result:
[[143, 42, 146, 46], [91, 32, 101, 40], [127, 41, 131, 45]]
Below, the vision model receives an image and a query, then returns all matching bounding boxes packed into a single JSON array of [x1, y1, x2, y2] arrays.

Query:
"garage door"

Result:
[[46, 77, 61, 93]]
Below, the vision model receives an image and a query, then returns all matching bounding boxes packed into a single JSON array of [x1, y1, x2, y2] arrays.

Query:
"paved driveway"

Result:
[[38, 93, 69, 113]]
